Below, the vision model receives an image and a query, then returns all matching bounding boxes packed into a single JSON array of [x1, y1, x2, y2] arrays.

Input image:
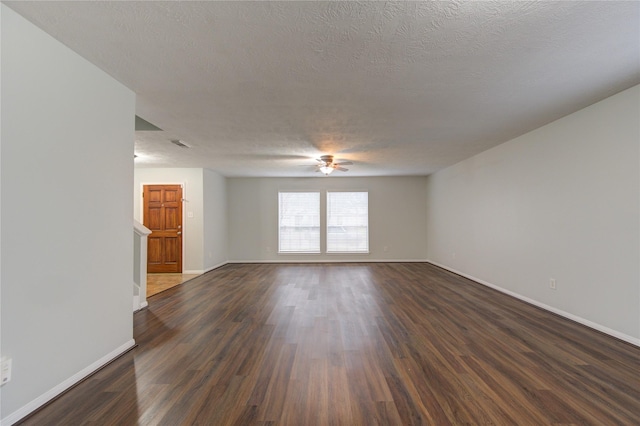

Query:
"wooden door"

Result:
[[143, 184, 183, 273]]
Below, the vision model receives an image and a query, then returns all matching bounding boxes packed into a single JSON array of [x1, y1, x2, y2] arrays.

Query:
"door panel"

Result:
[[143, 184, 183, 273], [147, 237, 163, 265], [164, 237, 180, 264], [148, 189, 162, 202], [164, 189, 178, 202], [148, 208, 162, 230], [165, 208, 179, 230]]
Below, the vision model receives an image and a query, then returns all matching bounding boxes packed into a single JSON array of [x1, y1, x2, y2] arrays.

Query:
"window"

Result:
[[278, 192, 320, 253], [327, 192, 369, 253]]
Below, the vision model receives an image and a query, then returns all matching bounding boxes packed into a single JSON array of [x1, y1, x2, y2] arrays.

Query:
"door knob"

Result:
[[177, 231, 182, 235]]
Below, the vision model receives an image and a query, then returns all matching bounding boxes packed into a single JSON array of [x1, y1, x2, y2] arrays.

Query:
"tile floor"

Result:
[[147, 273, 199, 297]]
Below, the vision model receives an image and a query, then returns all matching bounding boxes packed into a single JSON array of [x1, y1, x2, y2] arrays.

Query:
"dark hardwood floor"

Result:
[[19, 263, 640, 425]]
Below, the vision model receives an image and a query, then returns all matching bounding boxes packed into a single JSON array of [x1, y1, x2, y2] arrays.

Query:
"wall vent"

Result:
[[170, 139, 190, 148]]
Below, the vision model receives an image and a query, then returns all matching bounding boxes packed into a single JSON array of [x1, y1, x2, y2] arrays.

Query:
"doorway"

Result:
[[143, 184, 183, 273]]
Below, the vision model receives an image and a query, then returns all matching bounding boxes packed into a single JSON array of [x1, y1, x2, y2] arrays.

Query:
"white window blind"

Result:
[[278, 192, 320, 253], [327, 192, 369, 253]]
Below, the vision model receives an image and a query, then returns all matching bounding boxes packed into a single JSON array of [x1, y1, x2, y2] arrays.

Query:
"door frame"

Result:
[[140, 181, 186, 273]]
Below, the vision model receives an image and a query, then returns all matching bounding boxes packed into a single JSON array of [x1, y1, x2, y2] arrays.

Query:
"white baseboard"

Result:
[[227, 259, 427, 264], [426, 260, 640, 348], [1, 339, 136, 426], [183, 262, 228, 276], [203, 261, 228, 273], [134, 297, 149, 313]]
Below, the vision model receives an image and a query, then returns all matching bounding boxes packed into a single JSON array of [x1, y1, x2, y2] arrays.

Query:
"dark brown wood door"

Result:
[[143, 184, 183, 273]]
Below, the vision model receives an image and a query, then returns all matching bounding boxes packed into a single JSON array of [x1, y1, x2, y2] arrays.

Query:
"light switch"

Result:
[[187, 211, 194, 218]]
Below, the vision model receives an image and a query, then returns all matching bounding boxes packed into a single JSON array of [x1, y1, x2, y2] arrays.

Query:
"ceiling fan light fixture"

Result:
[[319, 165, 334, 175]]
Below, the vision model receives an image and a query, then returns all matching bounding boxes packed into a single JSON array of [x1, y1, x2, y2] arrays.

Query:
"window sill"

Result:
[[326, 251, 370, 255], [277, 251, 370, 255], [278, 251, 322, 255]]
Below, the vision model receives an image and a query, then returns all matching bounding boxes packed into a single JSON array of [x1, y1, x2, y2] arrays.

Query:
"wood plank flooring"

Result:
[[19, 263, 640, 425]]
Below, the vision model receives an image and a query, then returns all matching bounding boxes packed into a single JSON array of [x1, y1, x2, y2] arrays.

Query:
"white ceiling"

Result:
[[6, 1, 639, 177]]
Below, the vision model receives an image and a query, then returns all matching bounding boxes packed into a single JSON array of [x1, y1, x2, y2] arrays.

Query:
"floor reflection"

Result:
[[19, 351, 140, 425]]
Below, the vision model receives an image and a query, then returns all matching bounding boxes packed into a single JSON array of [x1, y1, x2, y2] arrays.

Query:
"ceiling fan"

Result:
[[316, 155, 353, 176]]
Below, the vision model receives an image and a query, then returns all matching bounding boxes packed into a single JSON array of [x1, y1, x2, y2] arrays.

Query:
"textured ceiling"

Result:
[[6, 1, 639, 177]]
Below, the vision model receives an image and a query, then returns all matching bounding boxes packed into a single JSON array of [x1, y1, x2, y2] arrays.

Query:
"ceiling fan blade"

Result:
[[335, 166, 349, 171], [334, 161, 353, 166]]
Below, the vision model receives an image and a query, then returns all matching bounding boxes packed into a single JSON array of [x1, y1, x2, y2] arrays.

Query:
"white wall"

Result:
[[1, 4, 136, 423], [203, 169, 228, 270], [134, 168, 204, 273], [425, 85, 640, 344], [227, 176, 428, 262]]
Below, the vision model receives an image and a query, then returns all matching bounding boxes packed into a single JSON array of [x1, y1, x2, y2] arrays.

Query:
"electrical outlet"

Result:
[[1, 358, 12, 385], [550, 278, 557, 290], [383, 246, 388, 252]]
